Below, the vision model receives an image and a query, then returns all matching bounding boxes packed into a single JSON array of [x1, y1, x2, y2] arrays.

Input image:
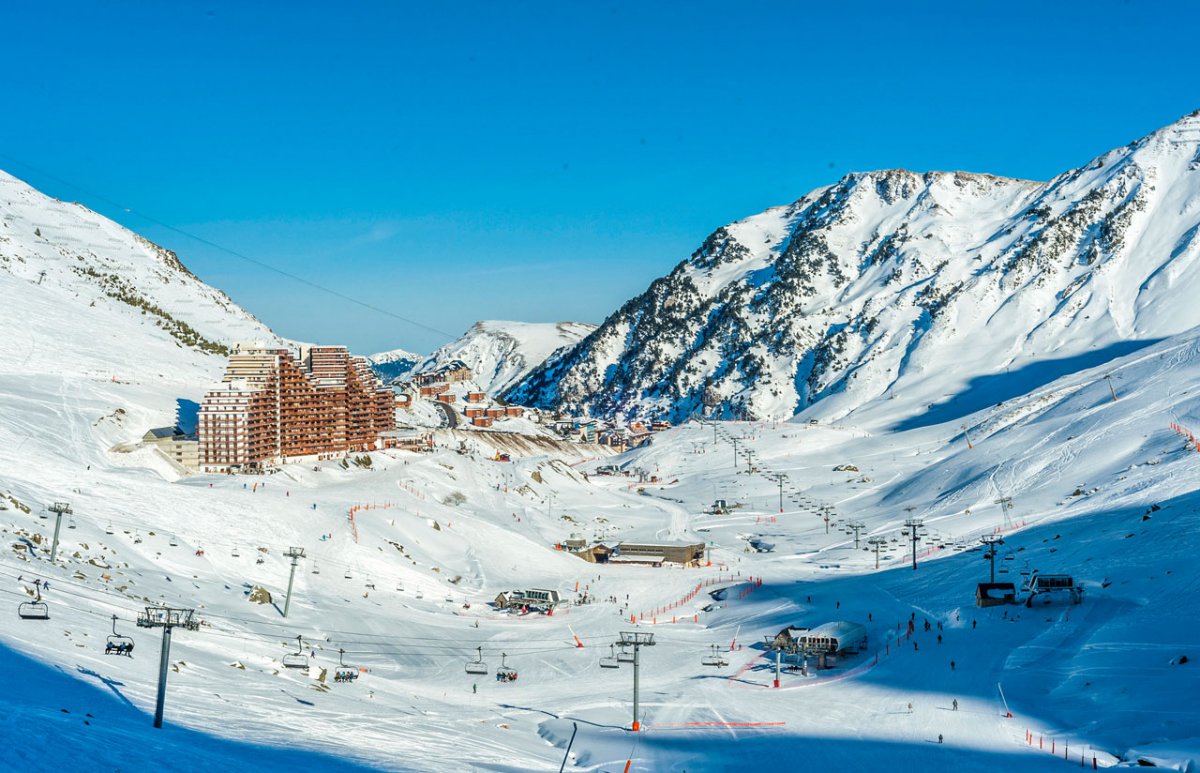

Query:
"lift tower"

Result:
[[137, 606, 199, 728]]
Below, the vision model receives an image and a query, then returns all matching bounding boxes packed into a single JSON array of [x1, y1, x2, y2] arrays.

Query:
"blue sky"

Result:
[[2, 1, 1198, 354]]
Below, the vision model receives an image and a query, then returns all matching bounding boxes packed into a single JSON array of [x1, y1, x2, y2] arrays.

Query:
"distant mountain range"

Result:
[[507, 110, 1200, 429], [408, 320, 596, 394]]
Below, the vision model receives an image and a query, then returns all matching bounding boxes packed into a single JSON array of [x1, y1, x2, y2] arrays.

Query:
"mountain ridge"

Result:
[[507, 109, 1200, 428]]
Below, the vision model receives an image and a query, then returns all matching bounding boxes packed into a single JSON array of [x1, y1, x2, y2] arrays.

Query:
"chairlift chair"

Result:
[[311, 561, 320, 575], [616, 644, 635, 664], [17, 586, 50, 621], [415, 589, 424, 599], [343, 569, 353, 580], [169, 535, 178, 547], [105, 522, 114, 536], [282, 635, 310, 669], [701, 644, 729, 668], [599, 644, 620, 669], [334, 648, 360, 683], [231, 546, 240, 558], [465, 646, 489, 675], [104, 614, 134, 656], [495, 653, 517, 683], [67, 517, 77, 530], [133, 531, 142, 544]]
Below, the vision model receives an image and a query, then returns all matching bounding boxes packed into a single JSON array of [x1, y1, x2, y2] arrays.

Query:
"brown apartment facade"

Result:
[[198, 342, 395, 472]]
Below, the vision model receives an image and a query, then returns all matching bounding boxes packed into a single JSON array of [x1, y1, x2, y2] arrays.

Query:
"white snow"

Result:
[[2, 124, 1200, 773]]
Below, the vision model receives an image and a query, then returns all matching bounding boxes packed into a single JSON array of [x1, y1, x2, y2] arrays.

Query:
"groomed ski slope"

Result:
[[3, 327, 1200, 770]]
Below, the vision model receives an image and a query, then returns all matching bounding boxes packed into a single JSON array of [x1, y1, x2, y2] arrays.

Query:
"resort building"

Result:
[[197, 342, 395, 471]]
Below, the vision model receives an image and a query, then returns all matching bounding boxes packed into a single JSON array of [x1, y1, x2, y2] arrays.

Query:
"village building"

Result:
[[571, 541, 705, 567], [494, 588, 562, 612], [379, 430, 434, 452], [471, 416, 494, 428], [142, 426, 199, 469], [466, 391, 486, 403], [197, 342, 395, 472], [414, 360, 472, 386]]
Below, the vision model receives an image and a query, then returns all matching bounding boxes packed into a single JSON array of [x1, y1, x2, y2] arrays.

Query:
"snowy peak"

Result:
[[414, 320, 597, 394], [367, 348, 423, 383], [508, 110, 1200, 428]]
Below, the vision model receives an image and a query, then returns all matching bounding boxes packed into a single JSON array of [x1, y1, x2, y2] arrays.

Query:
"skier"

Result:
[[937, 634, 942, 645], [938, 734, 943, 744], [952, 699, 958, 711], [972, 619, 977, 629], [950, 660, 956, 670]]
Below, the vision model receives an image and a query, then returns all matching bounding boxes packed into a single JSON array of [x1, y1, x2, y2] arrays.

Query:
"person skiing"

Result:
[[938, 734, 943, 744], [952, 699, 958, 711], [950, 660, 956, 670]]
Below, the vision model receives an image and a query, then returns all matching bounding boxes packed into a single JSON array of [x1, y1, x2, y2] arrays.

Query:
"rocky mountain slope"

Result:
[[414, 320, 596, 394], [508, 110, 1200, 429]]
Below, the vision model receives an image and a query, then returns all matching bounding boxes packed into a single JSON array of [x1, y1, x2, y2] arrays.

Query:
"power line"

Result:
[[0, 154, 458, 342]]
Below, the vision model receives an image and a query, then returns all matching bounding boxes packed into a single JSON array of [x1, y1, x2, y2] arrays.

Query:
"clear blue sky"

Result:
[[2, 1, 1197, 354]]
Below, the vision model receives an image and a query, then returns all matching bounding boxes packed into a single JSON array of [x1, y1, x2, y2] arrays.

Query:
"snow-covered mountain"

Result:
[[509, 110, 1200, 429], [414, 320, 596, 394], [0, 169, 278, 376], [367, 347, 422, 383]]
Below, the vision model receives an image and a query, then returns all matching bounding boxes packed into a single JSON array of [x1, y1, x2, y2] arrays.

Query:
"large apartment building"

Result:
[[198, 342, 395, 471]]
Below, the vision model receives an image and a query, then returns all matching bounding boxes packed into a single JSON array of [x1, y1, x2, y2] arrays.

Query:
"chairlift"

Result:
[[104, 615, 134, 656], [495, 653, 517, 683], [169, 535, 178, 547], [465, 646, 489, 675], [67, 517, 77, 530], [311, 561, 320, 575], [282, 635, 309, 669], [343, 569, 353, 580], [395, 581, 403, 592], [334, 648, 360, 683], [133, 530, 143, 544], [415, 589, 424, 599], [600, 644, 620, 669], [701, 644, 729, 668], [616, 644, 635, 664], [17, 586, 50, 621], [256, 556, 265, 565], [231, 546, 240, 558]]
